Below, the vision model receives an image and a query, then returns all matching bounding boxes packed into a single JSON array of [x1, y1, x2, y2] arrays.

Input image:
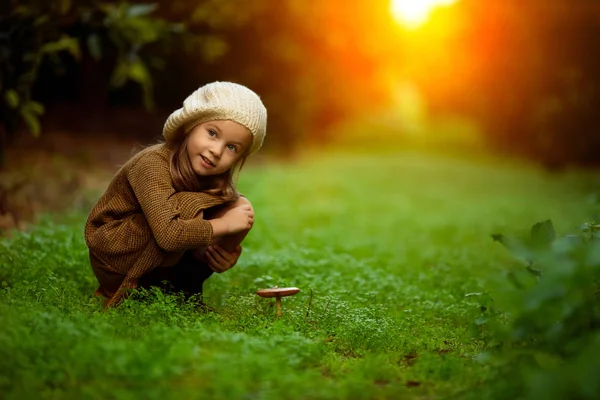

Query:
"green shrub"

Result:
[[475, 220, 600, 399], [0, 1, 183, 151]]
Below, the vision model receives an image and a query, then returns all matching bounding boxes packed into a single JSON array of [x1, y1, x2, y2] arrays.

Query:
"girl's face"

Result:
[[186, 120, 253, 176]]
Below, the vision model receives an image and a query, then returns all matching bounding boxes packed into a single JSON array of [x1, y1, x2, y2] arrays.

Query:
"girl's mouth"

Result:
[[201, 155, 215, 168]]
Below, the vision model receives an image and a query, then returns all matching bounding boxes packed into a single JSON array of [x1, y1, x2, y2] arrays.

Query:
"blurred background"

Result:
[[1, 0, 600, 230]]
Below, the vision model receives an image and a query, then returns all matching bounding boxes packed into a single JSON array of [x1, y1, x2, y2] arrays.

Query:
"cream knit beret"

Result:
[[163, 81, 267, 155]]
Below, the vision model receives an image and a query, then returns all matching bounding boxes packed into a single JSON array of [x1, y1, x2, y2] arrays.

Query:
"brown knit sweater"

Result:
[[85, 144, 228, 307]]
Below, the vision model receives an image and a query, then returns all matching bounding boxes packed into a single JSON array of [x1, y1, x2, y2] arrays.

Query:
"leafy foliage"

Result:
[[0, 1, 183, 150], [477, 219, 600, 399]]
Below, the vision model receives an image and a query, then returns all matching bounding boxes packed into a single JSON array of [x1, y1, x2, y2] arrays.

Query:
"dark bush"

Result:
[[475, 219, 600, 399]]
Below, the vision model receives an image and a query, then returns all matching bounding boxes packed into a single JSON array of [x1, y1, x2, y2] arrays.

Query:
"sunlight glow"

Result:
[[390, 0, 457, 28]]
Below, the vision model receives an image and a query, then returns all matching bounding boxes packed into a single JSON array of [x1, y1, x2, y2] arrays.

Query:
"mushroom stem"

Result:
[[276, 295, 282, 317]]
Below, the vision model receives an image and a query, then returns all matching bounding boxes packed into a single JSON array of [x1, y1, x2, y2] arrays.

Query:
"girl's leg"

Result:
[[138, 197, 253, 299], [138, 251, 213, 298]]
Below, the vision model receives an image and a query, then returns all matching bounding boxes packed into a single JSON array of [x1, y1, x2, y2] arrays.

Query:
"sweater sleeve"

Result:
[[172, 191, 226, 220], [126, 152, 215, 252]]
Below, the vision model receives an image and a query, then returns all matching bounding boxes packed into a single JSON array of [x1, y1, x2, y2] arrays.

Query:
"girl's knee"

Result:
[[231, 196, 252, 212]]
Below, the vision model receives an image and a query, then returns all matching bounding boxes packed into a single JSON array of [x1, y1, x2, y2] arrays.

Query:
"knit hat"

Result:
[[163, 81, 267, 155]]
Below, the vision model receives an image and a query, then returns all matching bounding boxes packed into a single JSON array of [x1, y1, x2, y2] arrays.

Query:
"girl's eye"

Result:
[[227, 144, 237, 153], [207, 129, 217, 137]]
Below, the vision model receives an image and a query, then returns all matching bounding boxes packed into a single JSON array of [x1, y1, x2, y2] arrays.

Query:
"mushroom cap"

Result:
[[256, 287, 300, 298]]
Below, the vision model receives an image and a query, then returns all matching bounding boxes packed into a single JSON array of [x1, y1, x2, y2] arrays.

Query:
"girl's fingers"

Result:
[[206, 246, 237, 272], [207, 250, 227, 270], [210, 245, 233, 263], [206, 245, 242, 273], [206, 251, 224, 273]]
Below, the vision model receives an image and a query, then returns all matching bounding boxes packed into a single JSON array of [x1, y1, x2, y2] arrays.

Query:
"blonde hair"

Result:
[[135, 133, 248, 203]]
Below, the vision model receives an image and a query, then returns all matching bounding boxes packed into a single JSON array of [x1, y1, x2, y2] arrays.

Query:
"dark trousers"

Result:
[[138, 251, 213, 298]]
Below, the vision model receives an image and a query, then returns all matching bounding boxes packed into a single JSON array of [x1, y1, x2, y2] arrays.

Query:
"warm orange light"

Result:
[[390, 0, 457, 28]]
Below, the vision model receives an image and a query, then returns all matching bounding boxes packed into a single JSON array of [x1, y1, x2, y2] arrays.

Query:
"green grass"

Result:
[[1, 149, 598, 399]]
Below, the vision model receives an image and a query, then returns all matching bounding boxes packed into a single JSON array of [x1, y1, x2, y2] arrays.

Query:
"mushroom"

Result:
[[256, 286, 300, 317]]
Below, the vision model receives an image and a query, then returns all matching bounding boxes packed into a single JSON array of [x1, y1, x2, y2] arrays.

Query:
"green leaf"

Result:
[[27, 101, 45, 115], [19, 101, 45, 137], [41, 36, 81, 60], [492, 233, 536, 266], [128, 60, 150, 84], [128, 60, 154, 110], [531, 220, 555, 248], [34, 15, 50, 26], [4, 90, 20, 109], [87, 34, 103, 60], [110, 60, 129, 87], [20, 108, 41, 137], [127, 3, 158, 17], [109, 59, 155, 110]]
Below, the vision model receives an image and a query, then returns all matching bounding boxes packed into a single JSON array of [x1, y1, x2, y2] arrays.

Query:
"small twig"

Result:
[[323, 298, 332, 315], [305, 288, 313, 319]]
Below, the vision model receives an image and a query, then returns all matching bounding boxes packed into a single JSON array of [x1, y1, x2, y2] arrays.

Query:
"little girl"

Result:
[[84, 81, 267, 308]]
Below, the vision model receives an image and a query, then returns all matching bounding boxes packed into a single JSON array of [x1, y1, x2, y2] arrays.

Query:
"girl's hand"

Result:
[[206, 245, 242, 273], [222, 204, 254, 234]]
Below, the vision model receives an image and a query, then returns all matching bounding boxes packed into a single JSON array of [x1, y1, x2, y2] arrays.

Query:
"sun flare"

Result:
[[390, 0, 457, 28]]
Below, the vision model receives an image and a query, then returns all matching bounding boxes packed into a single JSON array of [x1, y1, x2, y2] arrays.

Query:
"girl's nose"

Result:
[[210, 142, 225, 158]]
